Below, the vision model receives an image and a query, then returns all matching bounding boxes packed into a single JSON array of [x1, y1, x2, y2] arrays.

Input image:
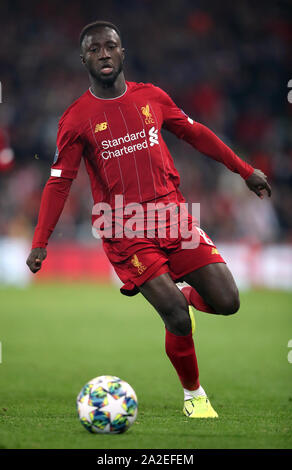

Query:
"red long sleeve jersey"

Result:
[[32, 81, 254, 248], [51, 81, 253, 202]]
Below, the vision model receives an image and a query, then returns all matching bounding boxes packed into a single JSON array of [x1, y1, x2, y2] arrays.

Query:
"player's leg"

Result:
[[106, 236, 217, 417], [168, 225, 239, 315], [139, 271, 218, 418], [139, 270, 191, 335], [183, 262, 240, 316]]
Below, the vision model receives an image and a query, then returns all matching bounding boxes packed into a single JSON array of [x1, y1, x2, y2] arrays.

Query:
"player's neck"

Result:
[[90, 74, 127, 99]]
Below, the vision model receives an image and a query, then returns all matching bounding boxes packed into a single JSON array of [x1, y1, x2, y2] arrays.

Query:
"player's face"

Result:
[[81, 27, 125, 86]]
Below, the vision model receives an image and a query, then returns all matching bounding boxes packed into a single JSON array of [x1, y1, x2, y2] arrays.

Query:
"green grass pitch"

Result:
[[0, 283, 291, 449]]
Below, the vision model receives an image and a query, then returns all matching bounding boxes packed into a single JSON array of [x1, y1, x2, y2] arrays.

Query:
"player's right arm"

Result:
[[26, 176, 73, 273], [26, 111, 83, 273]]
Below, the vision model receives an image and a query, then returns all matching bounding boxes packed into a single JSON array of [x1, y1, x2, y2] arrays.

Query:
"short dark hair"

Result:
[[79, 21, 122, 48]]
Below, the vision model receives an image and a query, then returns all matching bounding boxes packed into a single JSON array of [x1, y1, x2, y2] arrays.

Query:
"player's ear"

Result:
[[121, 48, 125, 63], [80, 54, 85, 65]]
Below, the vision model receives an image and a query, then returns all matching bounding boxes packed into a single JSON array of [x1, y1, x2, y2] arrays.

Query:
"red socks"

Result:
[[182, 286, 215, 314], [164, 286, 215, 391], [165, 328, 200, 390]]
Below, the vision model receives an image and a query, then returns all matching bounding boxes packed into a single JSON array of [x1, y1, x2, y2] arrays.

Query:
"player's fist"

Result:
[[245, 169, 272, 199], [26, 247, 47, 273]]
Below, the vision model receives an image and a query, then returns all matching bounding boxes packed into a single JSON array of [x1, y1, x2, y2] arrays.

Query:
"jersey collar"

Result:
[[88, 84, 128, 101]]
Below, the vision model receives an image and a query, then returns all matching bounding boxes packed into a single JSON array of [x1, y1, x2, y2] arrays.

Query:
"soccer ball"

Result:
[[76, 375, 138, 434]]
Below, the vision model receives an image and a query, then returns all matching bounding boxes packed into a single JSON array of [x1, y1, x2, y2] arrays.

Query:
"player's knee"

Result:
[[170, 310, 191, 335], [161, 299, 191, 335], [219, 290, 240, 316]]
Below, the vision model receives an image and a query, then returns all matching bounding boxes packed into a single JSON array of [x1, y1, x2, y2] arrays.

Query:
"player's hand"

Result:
[[26, 247, 47, 273], [245, 169, 272, 199]]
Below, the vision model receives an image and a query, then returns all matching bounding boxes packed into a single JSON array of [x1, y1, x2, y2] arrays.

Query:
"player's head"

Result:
[[80, 21, 125, 86]]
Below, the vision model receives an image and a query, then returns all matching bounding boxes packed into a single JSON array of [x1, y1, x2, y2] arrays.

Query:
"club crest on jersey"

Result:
[[141, 104, 154, 125], [131, 254, 146, 275], [95, 122, 108, 133]]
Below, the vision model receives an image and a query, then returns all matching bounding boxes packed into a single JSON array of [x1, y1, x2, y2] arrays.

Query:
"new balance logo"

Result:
[[95, 122, 108, 133], [149, 126, 159, 146]]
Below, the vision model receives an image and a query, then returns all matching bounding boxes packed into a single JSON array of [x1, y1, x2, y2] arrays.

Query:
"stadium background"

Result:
[[0, 0, 291, 287], [0, 0, 291, 450]]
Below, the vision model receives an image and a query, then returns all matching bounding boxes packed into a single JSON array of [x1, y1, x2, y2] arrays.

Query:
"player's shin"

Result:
[[165, 328, 200, 391]]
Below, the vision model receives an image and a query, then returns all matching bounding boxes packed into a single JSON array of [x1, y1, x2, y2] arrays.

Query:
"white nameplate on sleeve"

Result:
[[51, 169, 62, 177]]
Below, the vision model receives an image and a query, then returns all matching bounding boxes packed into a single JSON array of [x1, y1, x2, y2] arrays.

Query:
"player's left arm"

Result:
[[184, 122, 271, 198], [244, 168, 271, 199], [156, 86, 271, 198]]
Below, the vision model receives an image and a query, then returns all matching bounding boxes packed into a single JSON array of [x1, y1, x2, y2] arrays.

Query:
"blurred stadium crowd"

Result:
[[0, 0, 291, 247]]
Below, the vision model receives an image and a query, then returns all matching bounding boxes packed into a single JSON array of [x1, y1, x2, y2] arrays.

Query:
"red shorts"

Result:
[[103, 213, 225, 296]]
